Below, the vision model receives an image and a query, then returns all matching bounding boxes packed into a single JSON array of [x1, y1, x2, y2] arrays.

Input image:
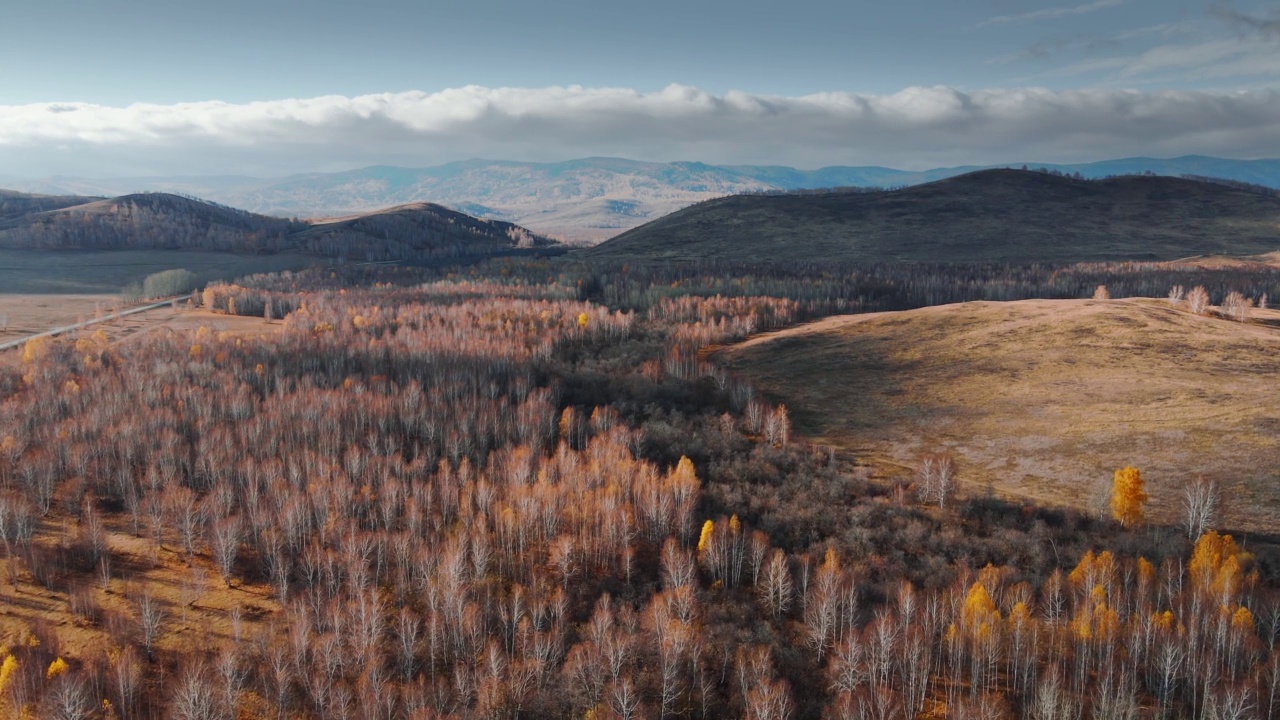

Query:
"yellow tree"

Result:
[[697, 520, 714, 555], [1109, 466, 1147, 528], [46, 656, 68, 679], [20, 336, 47, 366], [0, 655, 17, 696]]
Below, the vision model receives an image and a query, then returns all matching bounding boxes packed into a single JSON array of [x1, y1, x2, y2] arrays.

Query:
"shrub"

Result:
[[1186, 285, 1211, 314], [1221, 290, 1252, 322], [141, 269, 198, 299]]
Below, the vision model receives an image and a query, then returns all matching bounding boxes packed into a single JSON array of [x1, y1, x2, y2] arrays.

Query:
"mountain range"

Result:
[[3, 155, 1280, 244]]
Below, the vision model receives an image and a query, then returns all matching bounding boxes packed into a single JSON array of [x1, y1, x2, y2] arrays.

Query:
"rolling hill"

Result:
[[292, 202, 553, 261], [714, 297, 1280, 533], [0, 189, 104, 222], [0, 191, 558, 263], [588, 169, 1280, 264], [6, 155, 1279, 243]]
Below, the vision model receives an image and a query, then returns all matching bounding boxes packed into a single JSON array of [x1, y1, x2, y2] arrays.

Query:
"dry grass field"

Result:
[[108, 306, 283, 345], [0, 298, 280, 349], [716, 298, 1280, 533], [0, 294, 126, 344]]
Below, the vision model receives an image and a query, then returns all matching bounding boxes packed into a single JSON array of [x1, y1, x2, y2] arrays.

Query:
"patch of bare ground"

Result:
[[113, 307, 284, 346], [0, 300, 283, 351], [0, 514, 279, 667], [0, 294, 129, 344], [716, 298, 1280, 534]]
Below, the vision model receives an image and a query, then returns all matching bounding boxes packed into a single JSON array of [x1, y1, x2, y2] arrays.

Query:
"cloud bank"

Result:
[[2, 84, 1279, 176]]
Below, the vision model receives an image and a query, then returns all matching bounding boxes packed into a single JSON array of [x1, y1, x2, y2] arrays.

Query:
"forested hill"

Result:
[[10, 154, 1280, 243], [0, 191, 559, 262], [587, 169, 1280, 264], [0, 189, 103, 222], [293, 202, 557, 261]]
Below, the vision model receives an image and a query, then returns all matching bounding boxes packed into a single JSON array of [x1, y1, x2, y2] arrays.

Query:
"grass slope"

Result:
[[0, 189, 103, 222], [715, 298, 1280, 533], [589, 170, 1280, 264]]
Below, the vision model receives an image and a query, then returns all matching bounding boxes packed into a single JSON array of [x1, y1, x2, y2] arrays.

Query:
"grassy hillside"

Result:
[[715, 297, 1280, 533], [589, 169, 1280, 263], [0, 189, 103, 222]]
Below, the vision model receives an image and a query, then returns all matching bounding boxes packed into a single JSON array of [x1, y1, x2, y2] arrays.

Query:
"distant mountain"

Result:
[[5, 156, 1280, 244], [0, 175, 264, 200], [217, 158, 776, 244], [0, 190, 557, 262], [727, 156, 1280, 191], [587, 169, 1280, 264]]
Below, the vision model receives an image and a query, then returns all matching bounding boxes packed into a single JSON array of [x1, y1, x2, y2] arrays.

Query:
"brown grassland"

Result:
[[0, 295, 127, 345], [0, 299, 279, 347], [716, 297, 1280, 533], [0, 514, 281, 668]]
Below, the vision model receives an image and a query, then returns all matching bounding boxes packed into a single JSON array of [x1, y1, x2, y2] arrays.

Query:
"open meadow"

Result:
[[716, 297, 1280, 533], [0, 295, 126, 345]]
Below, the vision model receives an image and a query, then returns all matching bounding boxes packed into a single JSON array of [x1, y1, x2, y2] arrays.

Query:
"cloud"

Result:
[[977, 0, 1127, 29], [1, 84, 1279, 175], [1211, 5, 1280, 37], [988, 35, 1119, 66], [988, 22, 1187, 65], [1044, 34, 1280, 83]]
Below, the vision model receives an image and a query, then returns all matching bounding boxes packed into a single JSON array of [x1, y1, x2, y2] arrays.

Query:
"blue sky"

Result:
[[1, 0, 1278, 175]]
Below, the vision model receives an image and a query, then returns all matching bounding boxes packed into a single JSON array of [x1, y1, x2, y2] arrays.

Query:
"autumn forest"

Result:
[[2, 258, 1280, 720]]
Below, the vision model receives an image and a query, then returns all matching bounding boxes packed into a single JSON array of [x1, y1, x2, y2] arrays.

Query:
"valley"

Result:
[[1, 167, 1280, 720], [11, 0, 1280, 715]]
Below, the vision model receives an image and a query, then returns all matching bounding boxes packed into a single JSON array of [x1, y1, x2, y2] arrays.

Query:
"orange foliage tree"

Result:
[[1109, 466, 1147, 528]]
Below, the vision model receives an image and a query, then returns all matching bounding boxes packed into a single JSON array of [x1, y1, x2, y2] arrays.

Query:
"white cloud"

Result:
[[1, 84, 1279, 176], [977, 0, 1127, 29], [1040, 33, 1280, 84], [987, 21, 1190, 66]]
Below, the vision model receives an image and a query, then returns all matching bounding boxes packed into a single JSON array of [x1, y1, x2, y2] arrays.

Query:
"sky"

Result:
[[1, 0, 1278, 176]]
